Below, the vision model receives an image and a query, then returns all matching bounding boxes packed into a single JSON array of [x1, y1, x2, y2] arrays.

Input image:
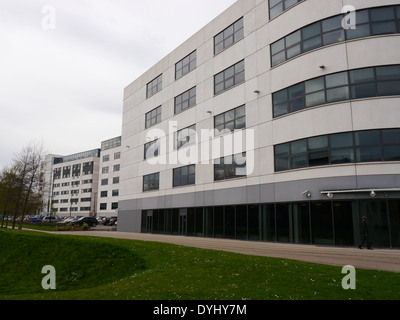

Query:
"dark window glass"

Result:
[[175, 87, 196, 114], [214, 152, 246, 181], [271, 5, 400, 67], [269, 0, 304, 20], [143, 173, 159, 192], [147, 74, 162, 98], [214, 17, 244, 54], [173, 165, 195, 187], [144, 139, 160, 160], [214, 60, 245, 94], [174, 124, 196, 150], [274, 129, 400, 171], [176, 51, 196, 80], [214, 105, 246, 135], [145, 106, 161, 128]]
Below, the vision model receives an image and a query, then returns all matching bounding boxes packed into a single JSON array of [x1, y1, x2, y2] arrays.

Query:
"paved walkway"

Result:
[[61, 230, 400, 273]]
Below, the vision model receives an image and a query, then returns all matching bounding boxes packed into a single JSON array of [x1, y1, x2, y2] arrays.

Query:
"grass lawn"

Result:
[[0, 228, 399, 300]]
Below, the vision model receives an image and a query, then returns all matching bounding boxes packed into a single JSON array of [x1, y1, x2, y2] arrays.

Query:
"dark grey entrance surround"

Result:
[[118, 174, 400, 233]]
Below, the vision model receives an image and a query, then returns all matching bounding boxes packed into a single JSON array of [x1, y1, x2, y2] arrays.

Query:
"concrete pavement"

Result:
[[61, 230, 400, 273]]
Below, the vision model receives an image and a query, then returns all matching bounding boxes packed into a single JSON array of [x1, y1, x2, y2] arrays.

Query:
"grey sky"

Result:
[[0, 0, 237, 169]]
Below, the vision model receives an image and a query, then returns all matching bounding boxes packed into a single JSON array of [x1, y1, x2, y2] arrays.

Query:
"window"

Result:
[[174, 124, 196, 150], [214, 17, 244, 55], [274, 129, 400, 172], [100, 203, 107, 211], [113, 164, 120, 172], [269, 0, 304, 20], [143, 173, 160, 192], [103, 155, 110, 162], [214, 60, 245, 94], [145, 106, 161, 129], [214, 105, 246, 135], [271, 5, 400, 67], [173, 165, 195, 187], [112, 190, 119, 197], [101, 179, 108, 186], [114, 152, 121, 160], [147, 74, 162, 98], [113, 177, 120, 184], [101, 191, 108, 198], [102, 167, 109, 174], [175, 87, 196, 114], [214, 152, 247, 181], [272, 65, 400, 117], [112, 203, 119, 210], [176, 51, 196, 79], [144, 139, 160, 160]]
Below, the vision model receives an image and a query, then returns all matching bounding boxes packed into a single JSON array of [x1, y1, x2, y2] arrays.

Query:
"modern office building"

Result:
[[45, 137, 122, 218], [97, 136, 122, 217], [48, 149, 101, 217], [118, 0, 400, 248]]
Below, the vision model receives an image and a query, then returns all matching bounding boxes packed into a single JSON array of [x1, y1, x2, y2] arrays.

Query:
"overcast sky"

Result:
[[0, 0, 237, 169]]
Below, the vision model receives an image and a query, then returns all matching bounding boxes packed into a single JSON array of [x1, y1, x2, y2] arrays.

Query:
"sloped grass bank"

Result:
[[1, 229, 399, 300]]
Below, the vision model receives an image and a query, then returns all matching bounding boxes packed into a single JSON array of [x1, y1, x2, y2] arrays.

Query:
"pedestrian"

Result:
[[358, 216, 372, 250]]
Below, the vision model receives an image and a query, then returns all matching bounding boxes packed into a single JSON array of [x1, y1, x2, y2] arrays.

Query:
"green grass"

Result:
[[0, 228, 399, 300]]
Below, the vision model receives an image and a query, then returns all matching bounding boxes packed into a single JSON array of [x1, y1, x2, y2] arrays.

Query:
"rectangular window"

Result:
[[112, 189, 119, 197], [102, 155, 110, 162], [269, 0, 304, 20], [214, 17, 244, 55], [101, 191, 108, 198], [174, 124, 196, 150], [101, 179, 108, 186], [214, 105, 246, 135], [173, 165, 196, 187], [100, 203, 107, 211], [176, 51, 196, 79], [113, 164, 120, 172], [214, 152, 247, 181], [114, 152, 121, 160], [145, 106, 162, 129], [112, 203, 119, 210], [102, 167, 109, 174], [214, 60, 245, 95], [113, 177, 120, 184], [143, 173, 160, 192], [174, 87, 196, 114], [144, 139, 160, 159], [146, 74, 162, 98]]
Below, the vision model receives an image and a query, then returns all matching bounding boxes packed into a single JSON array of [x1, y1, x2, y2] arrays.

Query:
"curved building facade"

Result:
[[119, 0, 400, 248]]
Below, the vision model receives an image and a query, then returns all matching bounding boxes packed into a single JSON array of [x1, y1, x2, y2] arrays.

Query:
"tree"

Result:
[[0, 142, 47, 229]]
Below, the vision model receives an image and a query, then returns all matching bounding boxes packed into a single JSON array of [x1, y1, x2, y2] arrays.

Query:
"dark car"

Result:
[[108, 217, 118, 226], [71, 216, 98, 227]]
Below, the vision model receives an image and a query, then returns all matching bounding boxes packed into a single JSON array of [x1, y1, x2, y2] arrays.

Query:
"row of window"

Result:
[[145, 59, 246, 130], [275, 128, 400, 172], [100, 190, 119, 197], [53, 188, 93, 196], [101, 164, 120, 174], [102, 152, 121, 162], [146, 17, 245, 99], [144, 105, 247, 160], [99, 203, 119, 211], [143, 152, 247, 192], [271, 5, 400, 67], [273, 64, 400, 117], [101, 177, 120, 185]]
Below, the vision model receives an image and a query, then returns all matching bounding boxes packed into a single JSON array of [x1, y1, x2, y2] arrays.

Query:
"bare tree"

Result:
[[1, 142, 47, 229]]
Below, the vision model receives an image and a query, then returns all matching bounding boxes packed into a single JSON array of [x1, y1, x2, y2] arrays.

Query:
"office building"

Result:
[[117, 0, 400, 247]]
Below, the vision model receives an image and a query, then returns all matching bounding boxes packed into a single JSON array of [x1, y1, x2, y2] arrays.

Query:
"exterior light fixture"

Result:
[[319, 65, 326, 69], [327, 192, 333, 199], [302, 190, 311, 197], [370, 190, 376, 197]]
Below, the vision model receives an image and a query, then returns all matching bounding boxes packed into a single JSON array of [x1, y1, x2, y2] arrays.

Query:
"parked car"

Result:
[[71, 216, 98, 227], [108, 217, 118, 226], [26, 215, 43, 223], [42, 216, 61, 223]]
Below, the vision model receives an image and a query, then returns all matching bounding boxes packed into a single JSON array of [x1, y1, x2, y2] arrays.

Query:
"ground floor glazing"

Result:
[[141, 199, 400, 248]]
